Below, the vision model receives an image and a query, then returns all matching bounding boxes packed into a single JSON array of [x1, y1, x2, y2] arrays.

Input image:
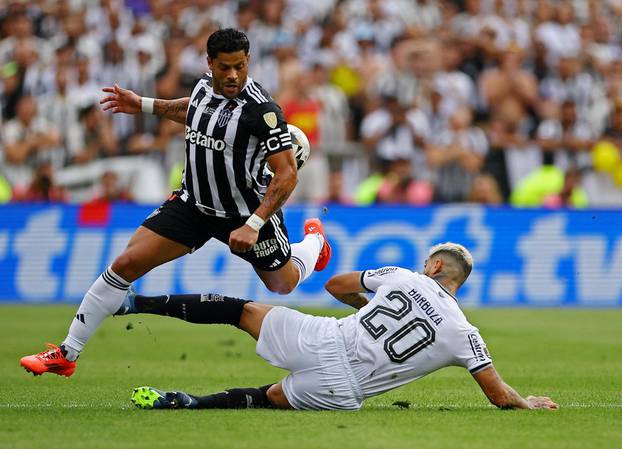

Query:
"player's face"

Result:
[[208, 50, 249, 99]]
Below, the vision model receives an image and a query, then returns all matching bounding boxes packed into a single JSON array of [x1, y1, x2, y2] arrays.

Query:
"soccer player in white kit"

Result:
[[127, 242, 558, 411]]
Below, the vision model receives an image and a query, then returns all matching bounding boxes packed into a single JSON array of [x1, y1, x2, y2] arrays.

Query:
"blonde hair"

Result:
[[428, 242, 474, 285]]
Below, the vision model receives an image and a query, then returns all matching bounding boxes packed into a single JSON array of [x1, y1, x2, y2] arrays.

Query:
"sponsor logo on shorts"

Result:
[[253, 238, 279, 258]]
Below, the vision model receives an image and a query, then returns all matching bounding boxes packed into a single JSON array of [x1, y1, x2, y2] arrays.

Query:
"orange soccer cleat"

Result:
[[304, 218, 332, 271], [20, 343, 76, 377]]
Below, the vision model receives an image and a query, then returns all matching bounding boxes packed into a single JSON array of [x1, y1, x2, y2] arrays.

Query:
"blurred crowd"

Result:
[[2, 0, 622, 207]]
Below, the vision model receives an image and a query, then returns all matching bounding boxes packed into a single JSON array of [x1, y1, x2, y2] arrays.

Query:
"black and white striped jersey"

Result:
[[179, 73, 292, 218]]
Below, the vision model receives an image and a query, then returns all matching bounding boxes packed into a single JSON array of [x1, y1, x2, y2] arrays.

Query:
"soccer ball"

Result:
[[288, 124, 310, 170]]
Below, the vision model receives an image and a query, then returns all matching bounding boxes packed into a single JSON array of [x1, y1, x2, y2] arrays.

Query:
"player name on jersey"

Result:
[[408, 288, 444, 325]]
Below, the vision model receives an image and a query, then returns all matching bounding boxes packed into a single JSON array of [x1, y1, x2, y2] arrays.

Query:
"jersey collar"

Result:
[[432, 278, 458, 303]]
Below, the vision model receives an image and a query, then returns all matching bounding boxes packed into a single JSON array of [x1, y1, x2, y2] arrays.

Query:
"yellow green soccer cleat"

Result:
[[131, 386, 197, 409]]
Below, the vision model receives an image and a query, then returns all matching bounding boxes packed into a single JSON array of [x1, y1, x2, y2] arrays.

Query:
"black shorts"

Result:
[[142, 194, 291, 271]]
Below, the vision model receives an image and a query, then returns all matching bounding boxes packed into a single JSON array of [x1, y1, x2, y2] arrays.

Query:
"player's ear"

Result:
[[207, 56, 214, 71], [432, 258, 443, 276]]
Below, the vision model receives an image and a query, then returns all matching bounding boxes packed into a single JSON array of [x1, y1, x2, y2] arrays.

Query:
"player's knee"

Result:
[[266, 384, 292, 409], [110, 252, 143, 282], [265, 278, 296, 295]]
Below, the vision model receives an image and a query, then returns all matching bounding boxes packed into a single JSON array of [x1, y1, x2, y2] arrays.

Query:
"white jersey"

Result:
[[338, 267, 493, 399]]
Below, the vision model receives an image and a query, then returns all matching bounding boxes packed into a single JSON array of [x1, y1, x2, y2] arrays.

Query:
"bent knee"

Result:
[[267, 384, 292, 409], [264, 279, 297, 295], [110, 252, 144, 282]]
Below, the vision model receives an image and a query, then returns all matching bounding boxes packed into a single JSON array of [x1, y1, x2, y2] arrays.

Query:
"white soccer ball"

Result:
[[288, 124, 310, 170]]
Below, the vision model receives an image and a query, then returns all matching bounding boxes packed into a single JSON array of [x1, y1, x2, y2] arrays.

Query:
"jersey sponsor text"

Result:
[[185, 125, 226, 151]]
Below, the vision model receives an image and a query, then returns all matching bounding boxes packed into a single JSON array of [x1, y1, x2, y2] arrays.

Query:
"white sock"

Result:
[[61, 266, 130, 361], [290, 233, 324, 286]]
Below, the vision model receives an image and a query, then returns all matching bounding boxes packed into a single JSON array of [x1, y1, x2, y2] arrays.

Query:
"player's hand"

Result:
[[100, 84, 142, 114], [526, 395, 559, 410], [228, 225, 259, 253]]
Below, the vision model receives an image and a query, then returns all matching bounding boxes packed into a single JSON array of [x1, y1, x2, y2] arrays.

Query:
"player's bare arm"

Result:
[[228, 149, 298, 253], [325, 271, 369, 309], [473, 366, 558, 410], [100, 84, 189, 124]]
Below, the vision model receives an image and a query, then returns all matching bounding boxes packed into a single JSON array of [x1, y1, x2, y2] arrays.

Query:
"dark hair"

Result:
[[206, 28, 250, 59], [79, 104, 97, 120]]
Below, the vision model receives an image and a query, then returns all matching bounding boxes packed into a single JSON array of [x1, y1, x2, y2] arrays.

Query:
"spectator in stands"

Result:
[[485, 98, 540, 200], [426, 107, 488, 202], [323, 170, 352, 205], [100, 38, 138, 147], [467, 172, 503, 205], [12, 162, 68, 202], [431, 39, 477, 120], [510, 165, 588, 208], [540, 54, 608, 133], [479, 44, 539, 117], [1, 95, 62, 192], [536, 100, 595, 171], [0, 0, 621, 207], [376, 158, 433, 206], [67, 104, 118, 165], [361, 94, 429, 179], [87, 170, 133, 204], [38, 66, 79, 154], [535, 1, 581, 68]]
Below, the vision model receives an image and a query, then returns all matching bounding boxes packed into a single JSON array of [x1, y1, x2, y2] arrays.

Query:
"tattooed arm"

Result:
[[153, 98, 190, 124], [227, 150, 298, 253], [254, 150, 298, 220], [101, 84, 189, 124]]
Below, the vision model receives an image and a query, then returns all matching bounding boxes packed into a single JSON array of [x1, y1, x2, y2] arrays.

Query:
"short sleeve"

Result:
[[252, 102, 292, 156], [360, 266, 412, 293], [454, 328, 493, 374]]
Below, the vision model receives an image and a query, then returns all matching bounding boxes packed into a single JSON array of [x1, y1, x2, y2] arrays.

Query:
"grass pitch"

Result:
[[1, 305, 621, 449]]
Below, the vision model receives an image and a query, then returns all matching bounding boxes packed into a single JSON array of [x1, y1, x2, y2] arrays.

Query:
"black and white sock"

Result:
[[189, 385, 274, 409], [62, 266, 130, 361], [134, 293, 251, 326]]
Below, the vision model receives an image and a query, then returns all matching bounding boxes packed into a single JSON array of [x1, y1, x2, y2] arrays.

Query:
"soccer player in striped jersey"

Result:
[[20, 28, 331, 378], [123, 242, 558, 411]]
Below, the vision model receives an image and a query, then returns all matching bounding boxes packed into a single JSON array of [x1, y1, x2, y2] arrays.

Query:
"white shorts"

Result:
[[256, 307, 364, 410]]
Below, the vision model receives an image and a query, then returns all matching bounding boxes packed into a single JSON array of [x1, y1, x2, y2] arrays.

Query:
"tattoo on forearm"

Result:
[[261, 185, 291, 216], [154, 98, 189, 123]]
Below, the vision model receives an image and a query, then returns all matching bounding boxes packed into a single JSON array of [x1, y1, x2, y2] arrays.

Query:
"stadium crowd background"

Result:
[[1, 0, 622, 207]]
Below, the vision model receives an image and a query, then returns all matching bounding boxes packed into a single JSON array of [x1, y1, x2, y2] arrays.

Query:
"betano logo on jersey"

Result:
[[185, 125, 226, 151]]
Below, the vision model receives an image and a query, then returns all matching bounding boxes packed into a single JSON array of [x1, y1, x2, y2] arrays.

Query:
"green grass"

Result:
[[1, 306, 621, 449]]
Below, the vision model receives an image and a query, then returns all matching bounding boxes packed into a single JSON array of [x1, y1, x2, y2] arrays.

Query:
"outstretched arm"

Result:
[[472, 366, 558, 410], [100, 84, 189, 124], [325, 271, 369, 309]]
